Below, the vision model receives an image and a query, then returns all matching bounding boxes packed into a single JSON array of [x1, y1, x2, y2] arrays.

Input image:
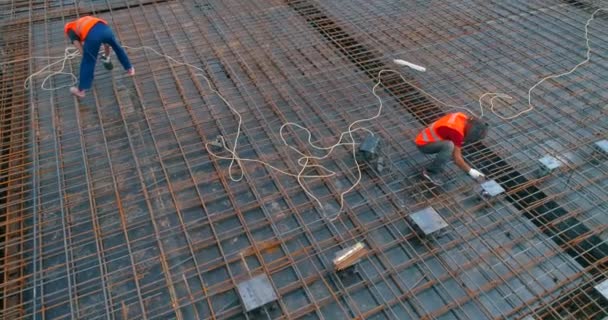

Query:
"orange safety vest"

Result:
[[64, 16, 107, 41], [415, 112, 468, 146]]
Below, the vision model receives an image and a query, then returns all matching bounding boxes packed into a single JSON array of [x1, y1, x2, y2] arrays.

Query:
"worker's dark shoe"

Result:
[[127, 67, 135, 76], [422, 169, 445, 186], [69, 87, 85, 98]]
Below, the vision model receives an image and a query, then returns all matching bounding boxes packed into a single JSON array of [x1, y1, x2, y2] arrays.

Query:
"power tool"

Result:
[[101, 54, 113, 70]]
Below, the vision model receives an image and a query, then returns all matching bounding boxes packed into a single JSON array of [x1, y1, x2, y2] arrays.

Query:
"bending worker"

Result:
[[64, 16, 134, 98], [415, 112, 488, 185]]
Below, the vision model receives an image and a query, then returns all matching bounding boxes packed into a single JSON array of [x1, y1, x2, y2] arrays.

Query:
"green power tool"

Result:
[[101, 54, 114, 70]]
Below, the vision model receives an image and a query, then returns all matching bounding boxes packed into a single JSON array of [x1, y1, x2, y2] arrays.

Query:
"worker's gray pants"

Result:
[[417, 141, 454, 173]]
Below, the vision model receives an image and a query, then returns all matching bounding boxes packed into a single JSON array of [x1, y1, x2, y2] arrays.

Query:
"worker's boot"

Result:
[[422, 169, 445, 186]]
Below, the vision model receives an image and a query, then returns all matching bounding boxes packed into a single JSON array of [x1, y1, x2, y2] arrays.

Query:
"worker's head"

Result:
[[64, 21, 76, 36], [464, 117, 489, 144]]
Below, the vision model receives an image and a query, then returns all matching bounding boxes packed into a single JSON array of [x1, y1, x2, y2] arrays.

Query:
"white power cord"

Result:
[[23, 47, 80, 90], [207, 69, 402, 221], [12, 7, 606, 221], [407, 8, 607, 120]]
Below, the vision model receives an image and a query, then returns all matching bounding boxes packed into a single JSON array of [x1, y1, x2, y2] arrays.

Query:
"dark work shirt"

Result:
[[67, 29, 81, 43]]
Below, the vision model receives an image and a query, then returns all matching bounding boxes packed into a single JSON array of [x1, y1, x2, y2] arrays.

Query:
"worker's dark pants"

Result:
[[79, 23, 132, 90], [417, 141, 454, 173]]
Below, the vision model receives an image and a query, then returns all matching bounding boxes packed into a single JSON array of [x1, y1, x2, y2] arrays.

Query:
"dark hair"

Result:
[[465, 117, 489, 144]]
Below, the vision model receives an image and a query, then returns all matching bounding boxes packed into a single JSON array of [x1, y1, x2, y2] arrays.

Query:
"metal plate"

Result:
[[595, 279, 608, 300], [539, 155, 563, 171], [409, 207, 449, 235], [480, 180, 506, 197], [595, 140, 608, 155], [237, 274, 278, 312]]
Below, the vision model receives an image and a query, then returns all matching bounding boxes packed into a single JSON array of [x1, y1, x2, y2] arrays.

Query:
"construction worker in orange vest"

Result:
[[64, 16, 134, 98], [415, 112, 488, 185]]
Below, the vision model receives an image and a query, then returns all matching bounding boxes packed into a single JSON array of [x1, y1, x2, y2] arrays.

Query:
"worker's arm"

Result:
[[66, 30, 83, 55], [452, 146, 471, 172], [72, 40, 83, 55], [453, 146, 486, 181], [103, 44, 110, 57]]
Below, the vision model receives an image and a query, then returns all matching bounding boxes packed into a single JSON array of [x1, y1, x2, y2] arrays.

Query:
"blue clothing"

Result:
[[79, 22, 132, 90]]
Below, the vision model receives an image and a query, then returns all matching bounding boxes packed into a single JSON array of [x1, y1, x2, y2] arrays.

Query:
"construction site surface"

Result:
[[1, 0, 608, 319]]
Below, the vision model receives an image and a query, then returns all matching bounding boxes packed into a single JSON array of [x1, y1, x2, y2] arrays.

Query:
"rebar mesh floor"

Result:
[[1, 0, 608, 319]]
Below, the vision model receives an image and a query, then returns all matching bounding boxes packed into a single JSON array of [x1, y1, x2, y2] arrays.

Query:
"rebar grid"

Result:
[[1, 0, 607, 319]]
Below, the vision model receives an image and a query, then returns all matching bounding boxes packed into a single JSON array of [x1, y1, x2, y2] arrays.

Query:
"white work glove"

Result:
[[468, 168, 485, 181], [101, 54, 111, 63]]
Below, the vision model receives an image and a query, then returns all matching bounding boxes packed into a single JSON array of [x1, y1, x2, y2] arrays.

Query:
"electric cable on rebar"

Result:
[[9, 4, 608, 318]]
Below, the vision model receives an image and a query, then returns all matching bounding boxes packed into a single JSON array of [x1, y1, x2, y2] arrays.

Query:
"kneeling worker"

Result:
[[415, 112, 488, 185], [64, 16, 135, 98]]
